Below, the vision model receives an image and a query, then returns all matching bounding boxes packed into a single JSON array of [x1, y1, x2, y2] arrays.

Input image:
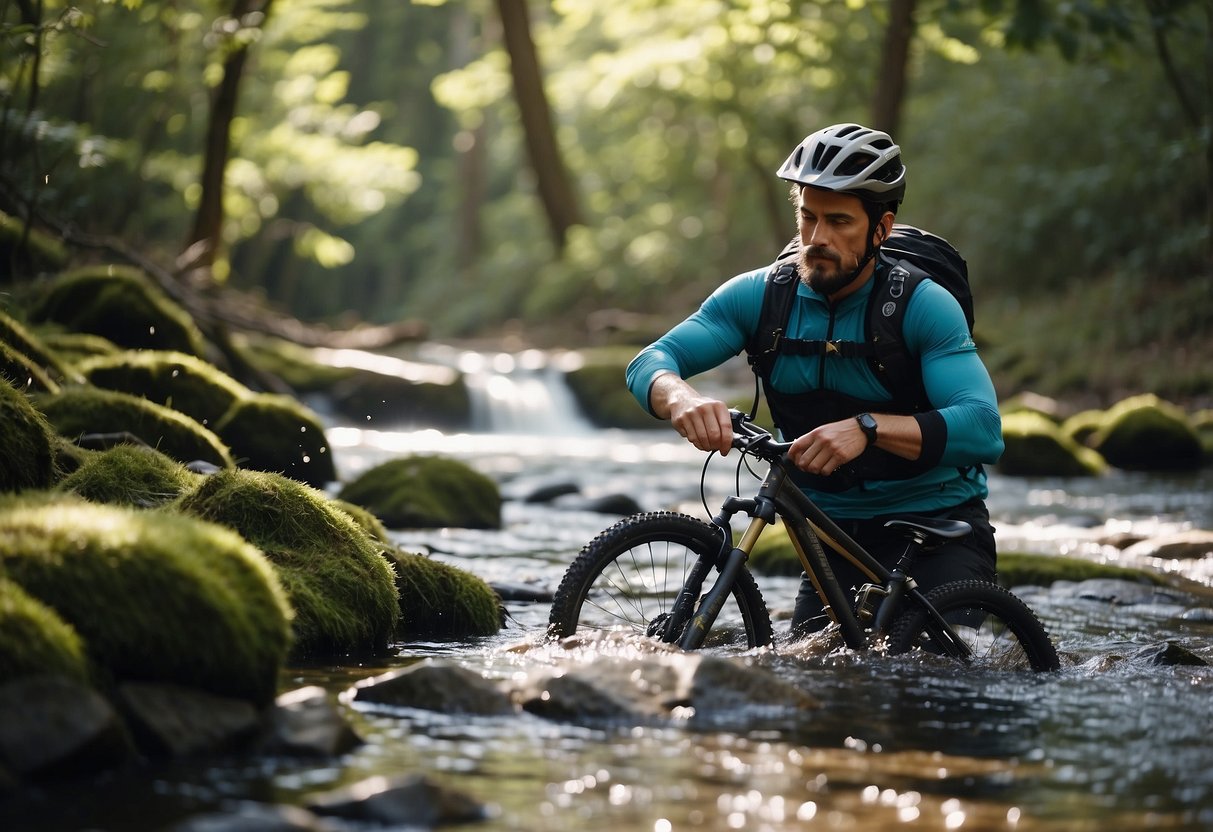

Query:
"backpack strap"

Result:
[[867, 259, 931, 410], [745, 237, 801, 382]]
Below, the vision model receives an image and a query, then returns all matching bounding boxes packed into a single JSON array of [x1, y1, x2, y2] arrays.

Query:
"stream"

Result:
[[7, 349, 1213, 831]]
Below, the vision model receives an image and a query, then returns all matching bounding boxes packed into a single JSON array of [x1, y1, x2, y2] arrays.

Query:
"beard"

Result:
[[797, 245, 856, 296]]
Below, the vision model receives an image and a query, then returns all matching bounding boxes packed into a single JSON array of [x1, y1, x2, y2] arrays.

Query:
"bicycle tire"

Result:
[[548, 512, 774, 650], [887, 579, 1060, 672]]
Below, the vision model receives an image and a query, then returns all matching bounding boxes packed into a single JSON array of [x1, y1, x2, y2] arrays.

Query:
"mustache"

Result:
[[802, 245, 840, 263]]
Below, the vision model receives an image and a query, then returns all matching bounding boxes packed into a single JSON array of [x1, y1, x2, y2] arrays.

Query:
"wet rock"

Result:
[[520, 479, 580, 504], [517, 670, 645, 722], [338, 455, 501, 530], [169, 802, 337, 832], [0, 675, 133, 777], [352, 659, 516, 715], [1121, 530, 1213, 561], [116, 682, 260, 758], [1130, 641, 1208, 667], [259, 686, 362, 757], [306, 774, 488, 826], [556, 492, 644, 516], [489, 581, 553, 603], [1068, 578, 1163, 606], [689, 656, 820, 716]]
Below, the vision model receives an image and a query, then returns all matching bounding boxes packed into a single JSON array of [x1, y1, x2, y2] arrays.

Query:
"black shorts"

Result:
[[790, 498, 997, 635]]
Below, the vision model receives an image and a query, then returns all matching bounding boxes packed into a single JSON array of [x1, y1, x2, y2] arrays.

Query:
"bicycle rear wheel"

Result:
[[548, 512, 774, 650], [888, 579, 1060, 672]]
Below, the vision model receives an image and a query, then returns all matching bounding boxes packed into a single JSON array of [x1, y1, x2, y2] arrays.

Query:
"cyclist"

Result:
[[625, 122, 1005, 636]]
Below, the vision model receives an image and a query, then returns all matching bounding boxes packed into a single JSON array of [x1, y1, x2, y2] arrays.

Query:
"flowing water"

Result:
[[7, 350, 1213, 831]]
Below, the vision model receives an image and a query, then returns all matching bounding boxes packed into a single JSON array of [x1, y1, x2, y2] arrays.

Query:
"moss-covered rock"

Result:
[[331, 498, 393, 545], [564, 356, 656, 429], [33, 386, 233, 470], [328, 367, 471, 430], [1088, 394, 1204, 472], [213, 393, 336, 488], [0, 307, 79, 384], [1060, 408, 1106, 447], [77, 350, 250, 427], [0, 339, 59, 394], [998, 391, 1066, 422], [0, 577, 90, 683], [56, 445, 203, 508], [27, 266, 206, 357], [0, 210, 69, 274], [387, 551, 503, 638], [998, 411, 1107, 477], [997, 552, 1165, 588], [0, 378, 57, 493], [0, 497, 292, 705], [37, 331, 121, 365], [174, 469, 400, 657], [339, 456, 501, 530], [1194, 409, 1213, 461]]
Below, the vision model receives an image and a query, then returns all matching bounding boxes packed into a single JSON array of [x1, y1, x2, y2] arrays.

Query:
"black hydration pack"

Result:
[[744, 224, 973, 413]]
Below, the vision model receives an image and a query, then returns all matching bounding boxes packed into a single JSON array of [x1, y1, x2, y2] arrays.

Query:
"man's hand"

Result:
[[648, 373, 733, 455], [789, 413, 923, 476]]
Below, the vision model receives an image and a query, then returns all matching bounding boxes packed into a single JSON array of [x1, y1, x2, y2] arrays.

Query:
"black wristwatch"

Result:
[[856, 412, 878, 446]]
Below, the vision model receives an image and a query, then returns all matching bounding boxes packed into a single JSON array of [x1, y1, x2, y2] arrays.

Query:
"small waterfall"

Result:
[[425, 346, 598, 435]]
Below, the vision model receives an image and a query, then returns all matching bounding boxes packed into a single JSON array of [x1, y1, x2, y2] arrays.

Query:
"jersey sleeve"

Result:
[[902, 280, 1004, 468], [625, 270, 767, 416]]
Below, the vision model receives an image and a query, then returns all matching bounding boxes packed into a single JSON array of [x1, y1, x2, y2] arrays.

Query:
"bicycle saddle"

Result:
[[883, 517, 972, 541]]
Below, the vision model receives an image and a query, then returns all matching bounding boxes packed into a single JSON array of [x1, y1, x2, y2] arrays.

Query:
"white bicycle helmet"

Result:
[[777, 123, 906, 206]]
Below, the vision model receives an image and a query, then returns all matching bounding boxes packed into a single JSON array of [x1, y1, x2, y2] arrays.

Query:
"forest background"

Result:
[[2, 0, 1211, 410]]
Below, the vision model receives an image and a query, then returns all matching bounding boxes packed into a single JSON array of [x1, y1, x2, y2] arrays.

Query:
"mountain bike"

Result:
[[548, 409, 1060, 672]]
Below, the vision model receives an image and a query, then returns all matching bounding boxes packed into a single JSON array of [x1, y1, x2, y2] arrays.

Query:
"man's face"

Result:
[[795, 186, 874, 297]]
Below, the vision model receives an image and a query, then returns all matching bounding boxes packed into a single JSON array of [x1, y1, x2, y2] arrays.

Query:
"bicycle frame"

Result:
[[670, 446, 972, 660]]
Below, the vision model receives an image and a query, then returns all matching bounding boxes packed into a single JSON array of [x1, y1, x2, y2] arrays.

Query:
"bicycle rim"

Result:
[[888, 579, 1060, 672], [548, 512, 773, 650]]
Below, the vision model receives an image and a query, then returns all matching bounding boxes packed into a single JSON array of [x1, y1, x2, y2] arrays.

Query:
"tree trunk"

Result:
[[871, 0, 917, 137], [495, 0, 581, 254], [185, 0, 274, 280]]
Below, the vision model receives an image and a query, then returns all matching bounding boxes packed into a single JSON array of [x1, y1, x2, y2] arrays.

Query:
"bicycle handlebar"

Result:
[[728, 409, 793, 460]]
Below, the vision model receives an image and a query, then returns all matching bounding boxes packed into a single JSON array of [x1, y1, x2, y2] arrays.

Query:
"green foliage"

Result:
[[0, 495, 293, 705]]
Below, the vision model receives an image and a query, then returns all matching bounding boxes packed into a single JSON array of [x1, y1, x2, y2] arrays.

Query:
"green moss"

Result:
[[33, 386, 234, 470], [0, 210, 69, 273], [232, 333, 351, 392], [0, 307, 79, 383], [174, 469, 400, 657], [338, 455, 501, 530], [0, 577, 90, 683], [0, 339, 59, 394], [57, 445, 203, 508], [0, 378, 57, 493], [0, 497, 292, 705], [997, 552, 1165, 588], [564, 360, 655, 429], [331, 498, 393, 545], [77, 350, 251, 427], [1060, 409, 1106, 447], [998, 411, 1107, 477], [1088, 394, 1204, 472], [28, 266, 206, 357], [388, 550, 503, 637], [213, 393, 336, 488], [38, 331, 121, 364]]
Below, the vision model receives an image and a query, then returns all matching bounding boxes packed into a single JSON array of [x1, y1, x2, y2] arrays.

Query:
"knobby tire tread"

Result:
[[548, 512, 774, 649], [888, 579, 1060, 672]]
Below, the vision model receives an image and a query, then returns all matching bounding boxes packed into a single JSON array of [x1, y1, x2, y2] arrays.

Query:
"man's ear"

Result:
[[874, 211, 895, 244]]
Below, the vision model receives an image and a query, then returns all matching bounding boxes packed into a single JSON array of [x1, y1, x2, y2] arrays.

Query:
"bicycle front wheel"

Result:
[[548, 512, 774, 650], [888, 579, 1060, 672]]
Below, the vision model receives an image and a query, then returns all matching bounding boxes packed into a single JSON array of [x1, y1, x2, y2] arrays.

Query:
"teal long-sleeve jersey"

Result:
[[626, 263, 1004, 519]]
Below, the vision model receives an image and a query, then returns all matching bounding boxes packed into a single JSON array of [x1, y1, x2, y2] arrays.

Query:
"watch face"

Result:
[[859, 413, 877, 430]]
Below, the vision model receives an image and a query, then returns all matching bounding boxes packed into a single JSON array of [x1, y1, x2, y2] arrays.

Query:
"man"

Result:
[[625, 123, 1004, 635]]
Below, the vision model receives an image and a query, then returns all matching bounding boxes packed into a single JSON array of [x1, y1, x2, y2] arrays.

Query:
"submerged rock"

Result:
[[306, 774, 488, 827], [352, 660, 515, 715]]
